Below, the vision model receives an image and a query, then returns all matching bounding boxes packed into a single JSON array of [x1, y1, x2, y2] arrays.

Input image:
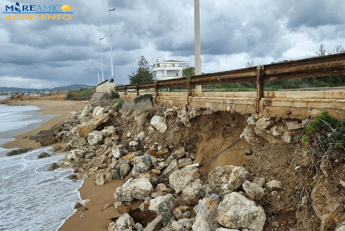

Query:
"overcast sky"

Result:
[[1, 0, 344, 89]]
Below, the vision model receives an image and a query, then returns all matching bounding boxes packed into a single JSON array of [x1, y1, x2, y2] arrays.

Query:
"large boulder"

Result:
[[242, 125, 257, 145], [66, 149, 85, 161], [75, 113, 109, 138], [87, 130, 103, 145], [78, 105, 93, 120], [311, 180, 345, 230], [150, 116, 167, 133], [92, 106, 104, 118], [131, 177, 153, 200], [101, 126, 116, 137], [111, 160, 131, 179], [39, 130, 57, 146], [169, 167, 201, 194], [132, 155, 153, 178], [208, 165, 249, 197], [68, 136, 86, 148], [217, 192, 266, 230], [95, 171, 112, 186], [181, 179, 206, 205], [108, 213, 135, 231], [255, 117, 275, 130], [192, 196, 220, 231], [114, 180, 134, 202]]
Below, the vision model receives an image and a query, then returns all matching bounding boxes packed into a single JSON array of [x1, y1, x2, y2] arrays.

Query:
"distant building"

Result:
[[151, 60, 190, 81]]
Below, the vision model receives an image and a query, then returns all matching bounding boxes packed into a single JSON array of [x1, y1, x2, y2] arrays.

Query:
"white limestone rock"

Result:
[[208, 165, 249, 197], [266, 180, 283, 191], [150, 115, 168, 133], [78, 105, 93, 120], [242, 180, 264, 201], [108, 213, 135, 231], [87, 130, 103, 145], [101, 126, 116, 137], [169, 167, 201, 194], [92, 106, 104, 118], [255, 117, 275, 130], [66, 149, 85, 161], [192, 196, 220, 231], [217, 192, 266, 230], [114, 180, 134, 202], [181, 179, 206, 205], [131, 177, 153, 200]]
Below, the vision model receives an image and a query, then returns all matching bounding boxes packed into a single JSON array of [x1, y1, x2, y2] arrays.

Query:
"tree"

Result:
[[182, 67, 195, 77], [128, 56, 155, 84], [315, 44, 326, 56], [246, 61, 254, 67]]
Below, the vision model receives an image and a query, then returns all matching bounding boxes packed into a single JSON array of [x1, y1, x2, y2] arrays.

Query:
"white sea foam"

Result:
[[0, 148, 82, 231]]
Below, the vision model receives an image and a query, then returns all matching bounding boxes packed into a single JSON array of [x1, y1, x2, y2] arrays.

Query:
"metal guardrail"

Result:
[[115, 53, 345, 112]]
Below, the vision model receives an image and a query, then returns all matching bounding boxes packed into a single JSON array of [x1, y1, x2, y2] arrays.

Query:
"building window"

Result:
[[176, 73, 179, 77], [157, 64, 160, 67]]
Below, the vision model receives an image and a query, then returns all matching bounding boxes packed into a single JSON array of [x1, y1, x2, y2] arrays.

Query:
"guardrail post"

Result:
[[114, 86, 118, 94], [124, 85, 127, 96], [256, 65, 265, 113], [154, 81, 158, 104], [136, 84, 139, 96], [187, 76, 192, 96]]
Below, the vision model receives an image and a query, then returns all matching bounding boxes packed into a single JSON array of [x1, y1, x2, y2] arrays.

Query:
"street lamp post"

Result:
[[194, 0, 202, 94], [109, 7, 116, 84], [97, 55, 100, 84], [99, 38, 105, 82]]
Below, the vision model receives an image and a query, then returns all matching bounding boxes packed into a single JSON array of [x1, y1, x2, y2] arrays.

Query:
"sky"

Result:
[[1, 0, 345, 89]]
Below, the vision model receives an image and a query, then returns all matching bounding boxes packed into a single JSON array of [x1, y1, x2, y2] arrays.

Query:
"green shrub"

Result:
[[302, 110, 345, 148], [114, 100, 124, 112], [111, 91, 120, 99], [134, 94, 153, 104]]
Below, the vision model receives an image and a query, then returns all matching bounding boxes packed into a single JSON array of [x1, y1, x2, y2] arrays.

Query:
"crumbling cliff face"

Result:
[[44, 96, 345, 231]]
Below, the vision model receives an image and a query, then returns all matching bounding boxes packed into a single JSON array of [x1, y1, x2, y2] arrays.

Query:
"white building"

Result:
[[151, 60, 190, 80]]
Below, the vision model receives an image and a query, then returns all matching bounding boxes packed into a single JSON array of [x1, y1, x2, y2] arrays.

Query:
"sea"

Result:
[[0, 95, 83, 231]]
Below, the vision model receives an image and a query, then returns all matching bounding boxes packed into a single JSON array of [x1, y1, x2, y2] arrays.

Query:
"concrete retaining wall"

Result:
[[118, 91, 345, 120]]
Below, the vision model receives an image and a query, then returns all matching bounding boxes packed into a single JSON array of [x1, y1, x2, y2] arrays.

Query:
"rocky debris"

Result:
[[217, 192, 266, 230], [66, 149, 85, 161], [114, 180, 134, 202], [88, 131, 103, 145], [311, 179, 345, 230], [131, 178, 153, 200], [242, 180, 264, 201], [255, 117, 275, 130], [132, 155, 153, 178], [52, 145, 62, 152], [68, 136, 87, 148], [286, 120, 303, 130], [101, 126, 116, 137], [95, 171, 112, 185], [177, 158, 192, 168], [208, 165, 249, 197], [172, 147, 186, 159], [92, 106, 104, 118], [111, 160, 131, 179], [181, 179, 206, 205], [6, 148, 33, 156], [242, 125, 257, 145], [112, 147, 125, 159], [247, 116, 256, 125], [336, 222, 345, 231], [254, 127, 279, 143], [169, 167, 201, 194], [108, 213, 135, 231], [37, 152, 50, 159], [144, 215, 163, 231], [157, 194, 176, 227], [192, 196, 220, 231], [150, 116, 167, 133], [78, 105, 93, 120], [38, 130, 57, 146], [75, 113, 109, 138], [48, 162, 59, 171], [252, 177, 265, 187], [162, 159, 179, 176], [266, 180, 283, 191]]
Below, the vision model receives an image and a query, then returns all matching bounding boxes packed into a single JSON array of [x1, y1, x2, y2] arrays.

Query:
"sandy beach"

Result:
[[2, 99, 88, 150], [1, 96, 131, 231]]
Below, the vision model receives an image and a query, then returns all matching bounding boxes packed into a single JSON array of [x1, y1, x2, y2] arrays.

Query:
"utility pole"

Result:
[[97, 55, 100, 84], [194, 0, 202, 94]]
